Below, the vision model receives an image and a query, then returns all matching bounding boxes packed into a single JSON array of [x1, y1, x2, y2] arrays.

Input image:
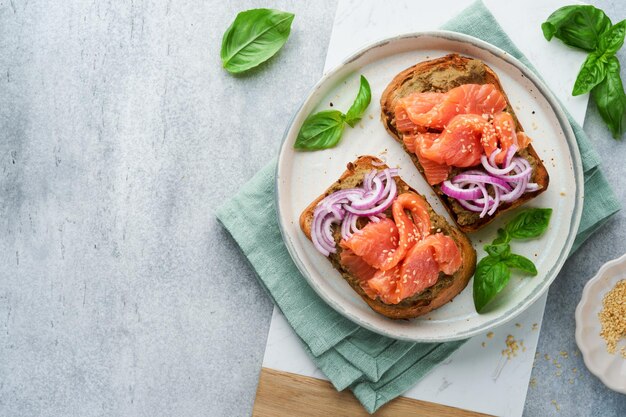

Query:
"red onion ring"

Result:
[[451, 174, 512, 192], [488, 186, 500, 216], [344, 170, 397, 216], [481, 153, 517, 175], [311, 168, 399, 254], [351, 176, 384, 209], [441, 144, 538, 218], [505, 144, 518, 168], [441, 181, 483, 200]]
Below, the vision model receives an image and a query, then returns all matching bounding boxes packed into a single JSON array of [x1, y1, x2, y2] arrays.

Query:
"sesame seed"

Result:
[[598, 279, 626, 357]]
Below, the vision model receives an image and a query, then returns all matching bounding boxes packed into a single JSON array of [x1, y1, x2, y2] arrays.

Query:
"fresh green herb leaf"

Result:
[[541, 5, 612, 51], [493, 228, 511, 245], [221, 9, 295, 74], [484, 241, 511, 259], [473, 256, 511, 313], [504, 254, 538, 276], [598, 19, 626, 57], [345, 76, 372, 127], [474, 208, 551, 313], [592, 56, 626, 138], [573, 20, 626, 96], [572, 51, 607, 95], [294, 110, 346, 150], [505, 208, 553, 239], [294, 75, 371, 150]]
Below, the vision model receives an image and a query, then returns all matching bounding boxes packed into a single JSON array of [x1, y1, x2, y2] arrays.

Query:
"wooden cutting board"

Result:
[[252, 368, 495, 417]]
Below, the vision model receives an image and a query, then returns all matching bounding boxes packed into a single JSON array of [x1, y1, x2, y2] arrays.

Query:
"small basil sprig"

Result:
[[221, 9, 295, 74], [294, 76, 371, 150], [473, 208, 552, 313], [542, 6, 626, 138]]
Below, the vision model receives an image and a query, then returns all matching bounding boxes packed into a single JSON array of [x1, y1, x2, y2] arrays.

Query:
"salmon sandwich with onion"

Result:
[[299, 156, 476, 319], [381, 54, 549, 233]]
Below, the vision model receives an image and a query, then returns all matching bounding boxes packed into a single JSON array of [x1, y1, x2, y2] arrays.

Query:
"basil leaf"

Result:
[[592, 56, 626, 139], [221, 9, 295, 74], [294, 110, 346, 150], [572, 51, 607, 96], [473, 257, 511, 313], [598, 19, 626, 57], [574, 20, 626, 96], [493, 228, 511, 245], [504, 254, 538, 276], [505, 208, 553, 239], [344, 76, 372, 128], [484, 241, 511, 259], [541, 5, 612, 51]]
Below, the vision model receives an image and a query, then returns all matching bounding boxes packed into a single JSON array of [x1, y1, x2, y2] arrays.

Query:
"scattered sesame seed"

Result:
[[502, 335, 521, 359]]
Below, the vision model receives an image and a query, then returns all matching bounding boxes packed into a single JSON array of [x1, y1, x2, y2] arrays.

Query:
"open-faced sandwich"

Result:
[[381, 54, 550, 232], [299, 156, 476, 319]]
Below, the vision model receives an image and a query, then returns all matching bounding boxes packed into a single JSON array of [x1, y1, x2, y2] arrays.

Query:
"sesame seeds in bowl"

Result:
[[575, 253, 626, 394]]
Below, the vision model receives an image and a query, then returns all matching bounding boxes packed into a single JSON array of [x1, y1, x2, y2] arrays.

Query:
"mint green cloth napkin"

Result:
[[217, 1, 620, 413]]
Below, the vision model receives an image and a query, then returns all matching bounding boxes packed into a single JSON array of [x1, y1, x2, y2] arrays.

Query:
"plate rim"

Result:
[[275, 30, 584, 342]]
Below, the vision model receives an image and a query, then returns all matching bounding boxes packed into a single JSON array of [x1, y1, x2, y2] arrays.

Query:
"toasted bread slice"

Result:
[[299, 156, 476, 319], [380, 54, 550, 233]]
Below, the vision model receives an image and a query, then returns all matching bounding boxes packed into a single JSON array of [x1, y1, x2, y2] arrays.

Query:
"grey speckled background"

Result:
[[0, 1, 624, 416]]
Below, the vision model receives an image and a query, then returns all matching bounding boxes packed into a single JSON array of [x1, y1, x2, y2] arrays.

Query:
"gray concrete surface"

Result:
[[0, 1, 624, 416]]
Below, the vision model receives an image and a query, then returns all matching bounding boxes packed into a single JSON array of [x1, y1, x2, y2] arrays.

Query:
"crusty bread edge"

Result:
[[380, 54, 550, 233], [299, 155, 476, 320]]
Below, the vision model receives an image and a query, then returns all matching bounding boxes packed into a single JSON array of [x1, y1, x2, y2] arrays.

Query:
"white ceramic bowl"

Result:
[[575, 253, 626, 394]]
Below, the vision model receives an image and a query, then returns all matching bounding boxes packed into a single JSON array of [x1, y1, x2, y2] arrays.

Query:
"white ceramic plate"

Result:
[[276, 31, 583, 342], [575, 254, 626, 394]]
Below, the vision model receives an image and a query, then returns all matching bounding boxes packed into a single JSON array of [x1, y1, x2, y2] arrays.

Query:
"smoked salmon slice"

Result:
[[399, 84, 506, 130], [395, 107, 419, 134], [340, 248, 379, 300], [396, 91, 444, 129], [491, 112, 517, 164], [394, 84, 531, 184], [340, 249, 378, 283], [357, 233, 462, 305], [418, 114, 492, 168], [340, 218, 401, 270], [367, 267, 401, 304], [340, 192, 432, 272], [339, 193, 462, 305], [378, 192, 432, 270], [412, 133, 450, 185], [396, 233, 462, 300], [403, 133, 417, 153]]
